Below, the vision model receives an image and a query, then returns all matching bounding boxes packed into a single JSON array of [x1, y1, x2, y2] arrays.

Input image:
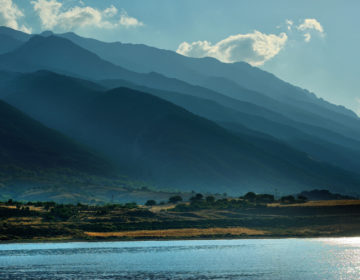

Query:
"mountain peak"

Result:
[[40, 30, 54, 37]]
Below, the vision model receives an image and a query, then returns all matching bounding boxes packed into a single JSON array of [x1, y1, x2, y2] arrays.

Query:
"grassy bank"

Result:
[[1, 198, 360, 242]]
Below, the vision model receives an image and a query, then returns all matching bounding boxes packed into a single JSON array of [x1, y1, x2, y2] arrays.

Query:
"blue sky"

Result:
[[1, 0, 359, 114]]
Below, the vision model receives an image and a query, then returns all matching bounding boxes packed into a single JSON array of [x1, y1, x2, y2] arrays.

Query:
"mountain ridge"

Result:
[[1, 71, 359, 194]]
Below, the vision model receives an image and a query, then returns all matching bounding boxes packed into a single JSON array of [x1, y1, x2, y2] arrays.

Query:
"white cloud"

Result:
[[297, 18, 324, 33], [297, 18, 324, 42], [304, 33, 311, 43], [31, 0, 143, 31], [119, 9, 144, 28], [286, 19, 293, 30], [176, 31, 287, 66], [0, 0, 31, 33], [104, 5, 118, 18]]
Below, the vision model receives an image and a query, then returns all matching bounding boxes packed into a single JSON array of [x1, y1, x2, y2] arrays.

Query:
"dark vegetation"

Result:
[[298, 189, 356, 201], [1, 192, 360, 241], [173, 192, 308, 211]]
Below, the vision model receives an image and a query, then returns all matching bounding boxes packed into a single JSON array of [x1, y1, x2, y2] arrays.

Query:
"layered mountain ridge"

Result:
[[0, 26, 359, 200]]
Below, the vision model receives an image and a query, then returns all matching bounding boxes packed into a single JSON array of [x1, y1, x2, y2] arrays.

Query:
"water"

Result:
[[0, 238, 359, 279]]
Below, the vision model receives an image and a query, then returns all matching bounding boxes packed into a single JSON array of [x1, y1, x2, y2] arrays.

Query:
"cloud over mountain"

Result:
[[176, 31, 287, 66], [0, 0, 31, 33], [31, 0, 143, 31]]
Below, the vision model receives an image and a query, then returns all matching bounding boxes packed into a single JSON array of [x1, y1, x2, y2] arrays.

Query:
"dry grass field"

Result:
[[268, 200, 360, 207], [84, 227, 268, 238]]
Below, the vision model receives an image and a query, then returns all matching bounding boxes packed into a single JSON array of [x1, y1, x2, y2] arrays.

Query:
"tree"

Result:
[[256, 194, 275, 203], [145, 200, 156, 206], [297, 195, 308, 203], [280, 195, 296, 204], [190, 193, 203, 202], [168, 195, 183, 204], [243, 192, 256, 202], [205, 196, 215, 203]]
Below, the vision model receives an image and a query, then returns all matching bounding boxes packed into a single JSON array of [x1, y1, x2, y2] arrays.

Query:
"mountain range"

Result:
[[0, 26, 359, 201]]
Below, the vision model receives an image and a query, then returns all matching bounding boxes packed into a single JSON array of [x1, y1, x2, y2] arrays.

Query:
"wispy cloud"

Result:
[[0, 0, 31, 33], [297, 18, 324, 33], [304, 33, 311, 42], [177, 31, 287, 66], [119, 9, 144, 28], [297, 18, 324, 42], [31, 0, 143, 31], [285, 19, 293, 31], [356, 98, 360, 116]]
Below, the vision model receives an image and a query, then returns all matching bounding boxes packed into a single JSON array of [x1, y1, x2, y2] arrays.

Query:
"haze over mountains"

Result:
[[0, 26, 359, 201]]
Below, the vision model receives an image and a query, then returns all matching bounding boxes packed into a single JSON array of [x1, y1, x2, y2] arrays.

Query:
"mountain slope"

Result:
[[1, 33, 359, 144], [0, 35, 133, 79], [2, 26, 358, 138], [100, 79, 360, 174], [0, 26, 30, 42], [1, 33, 359, 175], [0, 95, 163, 203], [58, 30, 358, 121], [0, 34, 23, 54], [0, 99, 108, 171], [2, 71, 360, 194]]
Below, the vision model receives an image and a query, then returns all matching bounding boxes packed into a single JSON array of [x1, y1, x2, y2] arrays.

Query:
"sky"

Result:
[[1, 0, 359, 115]]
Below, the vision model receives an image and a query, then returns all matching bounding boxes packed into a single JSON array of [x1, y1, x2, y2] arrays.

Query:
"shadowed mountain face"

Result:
[[0, 35, 135, 80], [0, 34, 23, 55], [0, 26, 30, 42], [0, 98, 115, 179], [0, 96, 161, 203], [1, 71, 360, 194], [99, 79, 360, 174]]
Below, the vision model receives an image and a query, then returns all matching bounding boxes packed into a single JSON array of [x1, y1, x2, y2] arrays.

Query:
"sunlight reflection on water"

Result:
[[0, 238, 359, 280], [319, 237, 360, 246]]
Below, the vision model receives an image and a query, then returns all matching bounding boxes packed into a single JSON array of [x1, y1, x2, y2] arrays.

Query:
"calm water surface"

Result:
[[1, 238, 359, 279]]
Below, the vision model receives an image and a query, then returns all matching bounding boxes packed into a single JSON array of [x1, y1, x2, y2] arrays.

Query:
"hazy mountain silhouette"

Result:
[[1, 26, 357, 124], [57, 31, 360, 139], [100, 79, 360, 174], [2, 71, 360, 194], [58, 30, 358, 121], [0, 27, 359, 196], [1, 30, 359, 143], [0, 98, 114, 177], [0, 26, 30, 42], [0, 34, 23, 54]]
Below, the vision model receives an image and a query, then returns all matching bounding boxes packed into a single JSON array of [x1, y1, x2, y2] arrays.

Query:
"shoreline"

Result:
[[2, 233, 360, 245]]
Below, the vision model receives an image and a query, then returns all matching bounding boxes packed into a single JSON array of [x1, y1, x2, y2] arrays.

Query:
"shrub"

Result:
[[280, 195, 296, 204], [256, 194, 275, 203], [190, 193, 203, 203], [205, 196, 215, 203], [297, 195, 308, 203], [168, 195, 183, 204], [243, 192, 256, 202], [145, 200, 156, 206]]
